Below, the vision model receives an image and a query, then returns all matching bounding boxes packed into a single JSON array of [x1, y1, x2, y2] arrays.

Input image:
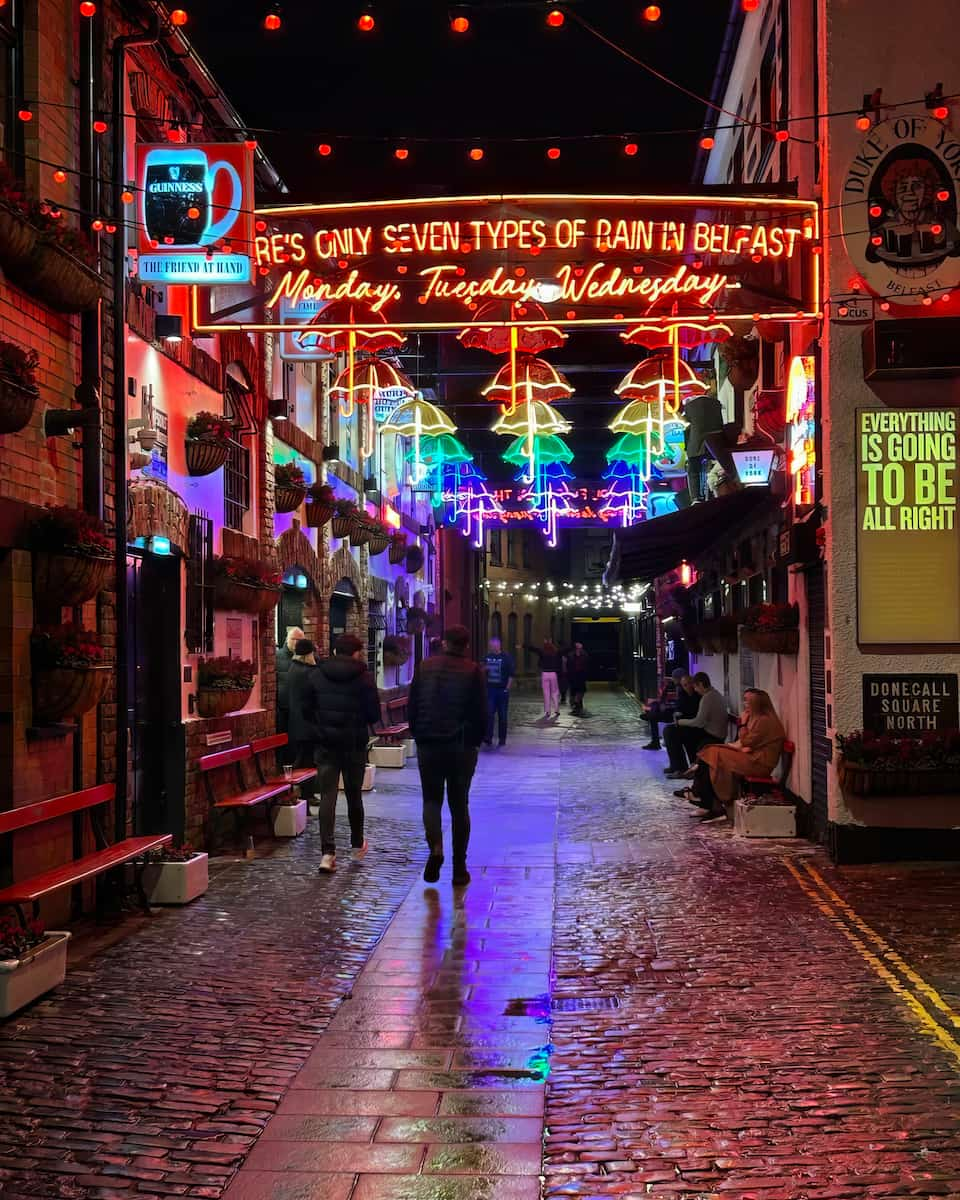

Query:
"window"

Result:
[[184, 513, 214, 653], [521, 532, 531, 568], [507, 612, 518, 659], [223, 383, 251, 532], [507, 531, 517, 566], [523, 613, 533, 669], [759, 34, 777, 168], [0, 3, 23, 174], [488, 529, 502, 565], [490, 610, 502, 640]]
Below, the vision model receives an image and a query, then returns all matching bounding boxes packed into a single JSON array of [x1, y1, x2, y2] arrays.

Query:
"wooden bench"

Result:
[[0, 784, 171, 924], [251, 733, 318, 792], [374, 691, 409, 745], [198, 745, 291, 845]]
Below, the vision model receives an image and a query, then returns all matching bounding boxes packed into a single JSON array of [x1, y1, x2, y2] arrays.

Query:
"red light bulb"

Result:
[[244, 139, 258, 150], [93, 118, 107, 133], [80, 1, 96, 15], [318, 143, 332, 156], [933, 104, 949, 120], [53, 169, 67, 184], [932, 223, 944, 235], [255, 219, 267, 232], [451, 14, 469, 33], [357, 11, 375, 31], [546, 6, 564, 27], [105, 223, 116, 234], [187, 206, 200, 220], [775, 128, 789, 142], [879, 300, 891, 311], [855, 115, 871, 131], [623, 141, 638, 156], [699, 135, 714, 150], [922, 294, 933, 306], [170, 8, 187, 26], [121, 189, 134, 204], [869, 204, 882, 217], [394, 146, 409, 160], [742, 0, 758, 9], [17, 108, 32, 122], [642, 5, 661, 22], [937, 188, 950, 202], [264, 9, 281, 30], [871, 235, 883, 246], [546, 146, 560, 160], [92, 219, 104, 231], [469, 147, 484, 161]]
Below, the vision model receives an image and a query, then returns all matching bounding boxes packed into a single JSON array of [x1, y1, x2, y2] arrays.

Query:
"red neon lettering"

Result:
[[266, 268, 401, 313]]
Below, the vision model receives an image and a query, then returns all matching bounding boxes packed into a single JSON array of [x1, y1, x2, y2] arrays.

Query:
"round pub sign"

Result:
[[842, 116, 960, 306]]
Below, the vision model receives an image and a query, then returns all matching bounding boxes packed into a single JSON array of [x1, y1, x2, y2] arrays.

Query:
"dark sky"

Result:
[[188, 0, 732, 481]]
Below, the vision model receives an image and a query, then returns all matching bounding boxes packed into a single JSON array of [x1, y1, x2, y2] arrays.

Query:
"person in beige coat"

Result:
[[684, 689, 786, 814]]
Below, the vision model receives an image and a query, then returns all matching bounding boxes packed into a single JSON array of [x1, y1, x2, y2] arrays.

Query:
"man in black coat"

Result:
[[303, 633, 381, 873], [276, 626, 304, 763], [287, 638, 318, 800], [409, 625, 487, 888]]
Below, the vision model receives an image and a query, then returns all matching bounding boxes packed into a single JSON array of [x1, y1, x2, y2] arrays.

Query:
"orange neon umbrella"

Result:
[[614, 352, 708, 407], [298, 298, 404, 353], [330, 357, 416, 460], [481, 355, 573, 412], [458, 300, 567, 356]]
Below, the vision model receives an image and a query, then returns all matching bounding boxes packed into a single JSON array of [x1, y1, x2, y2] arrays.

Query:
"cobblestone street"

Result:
[[4, 688, 960, 1199]]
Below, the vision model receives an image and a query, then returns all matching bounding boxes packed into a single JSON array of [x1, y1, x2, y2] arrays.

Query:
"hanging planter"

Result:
[[382, 635, 411, 667], [211, 556, 282, 614], [388, 533, 408, 565], [185, 411, 233, 477], [196, 657, 255, 719], [0, 340, 39, 435], [31, 624, 112, 724], [741, 603, 800, 655], [305, 482, 335, 528], [836, 731, 960, 797], [29, 507, 114, 605], [349, 518, 371, 548], [0, 202, 38, 275], [405, 544, 424, 574], [274, 462, 307, 514], [257, 585, 282, 614], [331, 499, 360, 539], [366, 522, 391, 555], [10, 235, 101, 314]]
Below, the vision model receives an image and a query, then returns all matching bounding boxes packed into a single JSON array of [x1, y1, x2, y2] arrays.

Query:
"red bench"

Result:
[[198, 745, 291, 845], [0, 784, 171, 924], [251, 733, 317, 791], [374, 691, 409, 745], [741, 739, 796, 799]]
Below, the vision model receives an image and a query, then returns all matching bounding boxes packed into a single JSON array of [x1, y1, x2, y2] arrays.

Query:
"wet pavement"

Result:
[[4, 688, 960, 1198]]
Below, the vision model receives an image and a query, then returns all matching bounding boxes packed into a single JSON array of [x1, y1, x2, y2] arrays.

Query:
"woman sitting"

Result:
[[683, 688, 785, 816]]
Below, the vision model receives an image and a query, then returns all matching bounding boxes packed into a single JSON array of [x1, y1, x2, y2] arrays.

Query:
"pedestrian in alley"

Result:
[[566, 642, 589, 716], [409, 624, 487, 887], [276, 625, 304, 762], [664, 671, 727, 778], [303, 633, 381, 873], [482, 635, 515, 747], [287, 638, 318, 801], [525, 638, 564, 718], [641, 667, 686, 749], [683, 688, 786, 814], [660, 674, 701, 770]]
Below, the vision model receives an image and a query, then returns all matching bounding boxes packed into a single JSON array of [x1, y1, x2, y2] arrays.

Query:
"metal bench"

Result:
[[198, 745, 291, 846], [0, 784, 171, 924]]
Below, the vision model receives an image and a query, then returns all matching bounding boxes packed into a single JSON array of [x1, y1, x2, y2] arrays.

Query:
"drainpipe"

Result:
[[110, 17, 160, 841]]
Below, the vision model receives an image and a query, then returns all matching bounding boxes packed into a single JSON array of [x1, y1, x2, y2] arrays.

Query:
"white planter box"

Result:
[[371, 744, 405, 769], [340, 764, 376, 792], [0, 932, 71, 1018], [273, 798, 308, 837], [403, 738, 416, 760], [735, 798, 797, 838], [142, 854, 209, 905]]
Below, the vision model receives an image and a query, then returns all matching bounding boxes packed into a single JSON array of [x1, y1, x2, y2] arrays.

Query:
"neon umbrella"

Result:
[[482, 354, 574, 414], [299, 298, 405, 353], [382, 395, 457, 488], [330, 356, 416, 458], [621, 319, 732, 410], [491, 400, 571, 438], [614, 351, 708, 409], [458, 299, 567, 356]]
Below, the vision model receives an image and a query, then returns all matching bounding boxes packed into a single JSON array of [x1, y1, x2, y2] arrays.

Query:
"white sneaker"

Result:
[[318, 853, 337, 873], [351, 841, 369, 861]]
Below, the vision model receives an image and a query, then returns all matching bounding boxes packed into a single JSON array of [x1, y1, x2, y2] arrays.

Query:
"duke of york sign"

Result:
[[842, 116, 960, 306]]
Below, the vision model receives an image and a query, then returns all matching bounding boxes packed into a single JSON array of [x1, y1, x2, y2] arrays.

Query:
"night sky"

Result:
[[188, 0, 732, 481]]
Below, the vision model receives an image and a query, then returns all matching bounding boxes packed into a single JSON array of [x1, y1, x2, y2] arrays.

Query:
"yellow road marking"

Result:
[[781, 858, 960, 1070]]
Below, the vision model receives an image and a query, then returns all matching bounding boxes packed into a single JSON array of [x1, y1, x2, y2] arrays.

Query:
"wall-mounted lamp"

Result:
[[155, 314, 183, 343], [730, 444, 776, 487], [268, 397, 290, 422], [321, 442, 340, 463]]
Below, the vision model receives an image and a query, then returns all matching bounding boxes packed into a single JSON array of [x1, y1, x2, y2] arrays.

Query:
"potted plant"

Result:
[[211, 555, 282, 614], [388, 531, 408, 564], [185, 410, 233, 477], [366, 519, 391, 556], [196, 656, 256, 718], [0, 339, 39, 435], [405, 543, 425, 574], [29, 505, 114, 605], [404, 606, 429, 635], [0, 917, 70, 1018], [273, 791, 308, 837], [720, 334, 759, 391], [331, 498, 359, 539], [137, 843, 209, 905], [274, 462, 307, 514], [837, 730, 960, 797], [382, 634, 411, 667], [0, 167, 39, 274], [31, 623, 112, 724], [10, 215, 101, 313], [305, 482, 335, 527], [741, 602, 800, 654]]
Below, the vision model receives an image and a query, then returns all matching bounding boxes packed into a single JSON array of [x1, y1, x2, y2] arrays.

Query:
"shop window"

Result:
[[223, 383, 251, 532], [0, 3, 23, 175], [507, 531, 517, 566], [523, 613, 533, 668], [184, 513, 214, 654], [488, 529, 502, 565]]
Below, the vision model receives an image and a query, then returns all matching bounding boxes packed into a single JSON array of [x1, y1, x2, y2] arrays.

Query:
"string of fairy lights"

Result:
[[483, 577, 651, 611]]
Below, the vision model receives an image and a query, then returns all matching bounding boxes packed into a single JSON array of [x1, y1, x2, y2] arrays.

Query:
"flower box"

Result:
[[740, 628, 800, 655], [734, 798, 797, 838], [388, 537, 408, 565], [0, 203, 37, 274], [371, 743, 405, 769], [196, 685, 253, 719], [33, 665, 111, 724], [275, 484, 307, 514], [0, 931, 70, 1018], [10, 239, 101, 313], [33, 550, 113, 606], [272, 798, 308, 837], [405, 544, 424, 573], [837, 759, 959, 796], [141, 853, 209, 905], [185, 437, 229, 477], [0, 373, 37, 435]]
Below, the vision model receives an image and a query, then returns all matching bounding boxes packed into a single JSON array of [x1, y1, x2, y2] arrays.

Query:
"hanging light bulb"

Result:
[[357, 8, 375, 31], [623, 141, 639, 156], [394, 146, 409, 160], [855, 113, 871, 131], [545, 4, 564, 27], [53, 168, 67, 184], [317, 142, 332, 156], [79, 1, 96, 15], [121, 187, 134, 204], [775, 127, 789, 142], [450, 9, 469, 33], [93, 118, 107, 133], [263, 5, 281, 30], [642, 5, 661, 22], [169, 8, 188, 26], [546, 146, 561, 160], [699, 135, 714, 150], [469, 146, 484, 161]]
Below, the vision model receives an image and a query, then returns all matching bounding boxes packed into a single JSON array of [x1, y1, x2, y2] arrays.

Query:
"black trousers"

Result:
[[664, 725, 722, 773], [643, 701, 675, 744], [294, 740, 317, 799], [314, 746, 366, 855], [486, 688, 510, 744], [417, 743, 479, 866]]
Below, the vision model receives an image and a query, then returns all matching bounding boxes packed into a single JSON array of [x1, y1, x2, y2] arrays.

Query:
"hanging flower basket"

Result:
[[33, 665, 112, 724], [33, 551, 113, 606], [185, 437, 229, 477], [0, 203, 38, 274], [274, 462, 307, 514], [837, 759, 959, 797], [741, 603, 800, 655], [0, 340, 40, 435], [211, 556, 281, 613], [10, 238, 101, 314], [389, 534, 408, 565], [331, 500, 359, 539], [305, 483, 335, 528], [212, 576, 261, 614], [275, 484, 307, 514], [197, 686, 253, 719], [741, 629, 800, 655], [405, 544, 424, 574], [383, 635, 411, 667], [366, 527, 391, 555], [350, 520, 371, 548], [257, 585, 282, 614]]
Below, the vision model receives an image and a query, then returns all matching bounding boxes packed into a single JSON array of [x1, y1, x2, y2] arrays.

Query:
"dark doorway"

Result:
[[128, 551, 185, 841], [571, 618, 620, 682], [278, 567, 307, 645], [330, 578, 357, 653]]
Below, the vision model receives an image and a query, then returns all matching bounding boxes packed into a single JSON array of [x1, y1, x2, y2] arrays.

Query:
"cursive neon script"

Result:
[[265, 268, 401, 314]]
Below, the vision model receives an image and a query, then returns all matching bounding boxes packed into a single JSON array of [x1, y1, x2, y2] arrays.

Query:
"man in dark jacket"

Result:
[[287, 639, 318, 800], [409, 625, 487, 887], [303, 633, 381, 873], [276, 626, 304, 762]]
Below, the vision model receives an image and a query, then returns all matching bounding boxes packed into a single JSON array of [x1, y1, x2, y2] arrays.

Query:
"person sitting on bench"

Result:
[[684, 688, 786, 815], [642, 668, 686, 749]]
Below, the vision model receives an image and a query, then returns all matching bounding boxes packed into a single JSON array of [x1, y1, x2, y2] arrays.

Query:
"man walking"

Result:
[[665, 671, 727, 778], [304, 633, 381, 873], [482, 635, 514, 747], [409, 625, 487, 887]]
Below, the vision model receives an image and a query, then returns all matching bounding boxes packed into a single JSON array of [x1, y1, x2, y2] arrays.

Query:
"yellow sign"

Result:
[[857, 408, 960, 645]]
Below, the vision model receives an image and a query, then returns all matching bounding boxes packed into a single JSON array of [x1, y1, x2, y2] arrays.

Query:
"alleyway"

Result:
[[4, 689, 960, 1200]]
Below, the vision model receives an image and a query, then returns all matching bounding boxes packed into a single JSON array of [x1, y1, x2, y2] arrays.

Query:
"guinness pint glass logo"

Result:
[[842, 116, 960, 306]]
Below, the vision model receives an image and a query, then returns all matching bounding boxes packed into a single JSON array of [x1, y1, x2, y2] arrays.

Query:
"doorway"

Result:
[[278, 567, 308, 646], [330, 577, 358, 653], [128, 551, 185, 840]]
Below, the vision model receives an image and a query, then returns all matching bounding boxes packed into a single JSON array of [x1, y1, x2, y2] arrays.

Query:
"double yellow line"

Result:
[[782, 857, 960, 1069]]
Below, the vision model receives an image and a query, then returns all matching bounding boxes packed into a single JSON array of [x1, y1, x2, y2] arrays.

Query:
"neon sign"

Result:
[[193, 194, 820, 334], [786, 355, 817, 506]]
